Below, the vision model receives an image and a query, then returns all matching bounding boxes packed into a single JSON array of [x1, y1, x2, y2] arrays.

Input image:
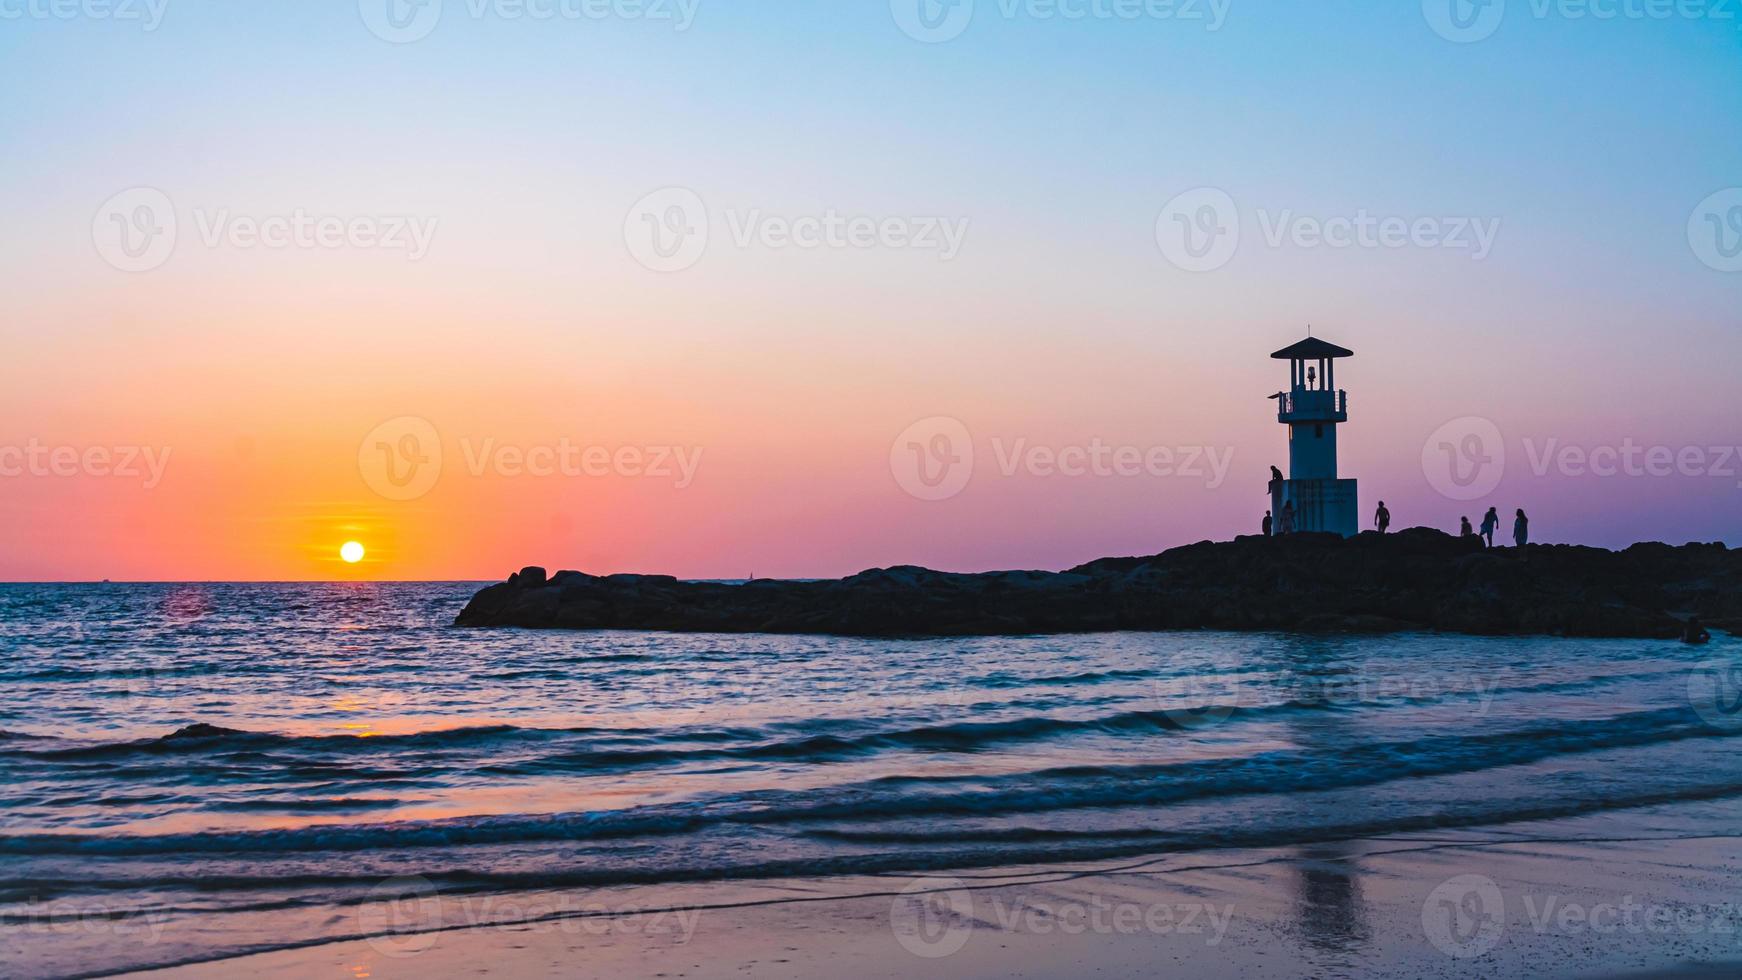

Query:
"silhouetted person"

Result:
[[1460, 516, 1475, 538], [1683, 616, 1712, 645], [1374, 501, 1391, 534], [1269, 465, 1284, 500], [1263, 510, 1273, 537], [1480, 507, 1500, 548], [1513, 509, 1529, 548], [1279, 500, 1296, 535]]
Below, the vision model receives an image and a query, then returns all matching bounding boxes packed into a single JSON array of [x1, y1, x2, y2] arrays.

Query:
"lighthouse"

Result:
[[1269, 336, 1358, 537]]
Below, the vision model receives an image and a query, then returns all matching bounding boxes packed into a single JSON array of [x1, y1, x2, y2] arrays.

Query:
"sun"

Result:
[[339, 541, 366, 564]]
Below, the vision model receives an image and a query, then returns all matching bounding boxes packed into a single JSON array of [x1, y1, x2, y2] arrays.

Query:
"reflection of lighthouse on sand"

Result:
[[1269, 335, 1358, 537]]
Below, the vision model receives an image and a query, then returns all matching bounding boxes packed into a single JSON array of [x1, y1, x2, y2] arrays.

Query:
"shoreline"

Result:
[[111, 800, 1742, 980]]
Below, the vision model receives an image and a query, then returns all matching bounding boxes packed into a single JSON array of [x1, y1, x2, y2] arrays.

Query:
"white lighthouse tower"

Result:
[[1269, 335, 1358, 537]]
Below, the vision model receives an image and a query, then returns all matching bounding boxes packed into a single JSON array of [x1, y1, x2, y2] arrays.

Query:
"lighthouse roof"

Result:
[[1271, 337, 1354, 360]]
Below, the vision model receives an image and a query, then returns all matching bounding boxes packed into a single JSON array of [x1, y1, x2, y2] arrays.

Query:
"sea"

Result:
[[2, 581, 1740, 977]]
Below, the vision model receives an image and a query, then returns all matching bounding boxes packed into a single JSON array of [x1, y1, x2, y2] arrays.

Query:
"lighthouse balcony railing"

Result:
[[1276, 388, 1348, 423]]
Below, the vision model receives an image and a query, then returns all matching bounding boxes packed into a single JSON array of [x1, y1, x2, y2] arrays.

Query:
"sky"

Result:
[[1, 0, 1739, 581]]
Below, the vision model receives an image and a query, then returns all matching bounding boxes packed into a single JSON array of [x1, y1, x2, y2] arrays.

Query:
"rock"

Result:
[[454, 530, 1742, 639], [162, 723, 247, 740]]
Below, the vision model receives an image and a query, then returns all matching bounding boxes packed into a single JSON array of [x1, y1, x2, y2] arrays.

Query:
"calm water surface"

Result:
[[1, 582, 1739, 976]]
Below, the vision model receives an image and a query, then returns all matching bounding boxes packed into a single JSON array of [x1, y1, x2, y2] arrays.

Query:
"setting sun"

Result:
[[339, 541, 366, 564]]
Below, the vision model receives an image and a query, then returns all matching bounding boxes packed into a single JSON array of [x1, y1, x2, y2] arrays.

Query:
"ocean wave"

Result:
[[969, 667, 1159, 688], [13, 723, 541, 760], [0, 664, 235, 683], [5, 658, 1706, 775], [507, 699, 1335, 772], [4, 706, 1731, 858], [206, 797, 412, 813], [6, 782, 1740, 903], [7, 699, 1315, 771]]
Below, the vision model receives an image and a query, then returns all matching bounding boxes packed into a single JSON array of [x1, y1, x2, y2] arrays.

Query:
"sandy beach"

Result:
[[118, 800, 1742, 980]]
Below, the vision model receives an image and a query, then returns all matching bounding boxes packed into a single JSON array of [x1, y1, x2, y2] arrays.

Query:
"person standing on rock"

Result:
[[1514, 509, 1530, 548], [1481, 507, 1500, 548], [1279, 500, 1296, 535], [1374, 501, 1391, 534], [1263, 510, 1273, 537], [1683, 616, 1712, 645]]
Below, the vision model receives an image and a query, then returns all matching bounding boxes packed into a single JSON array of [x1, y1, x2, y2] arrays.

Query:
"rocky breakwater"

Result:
[[455, 530, 1742, 638]]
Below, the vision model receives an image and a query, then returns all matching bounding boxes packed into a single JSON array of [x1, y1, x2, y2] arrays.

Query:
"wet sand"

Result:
[[120, 803, 1742, 980]]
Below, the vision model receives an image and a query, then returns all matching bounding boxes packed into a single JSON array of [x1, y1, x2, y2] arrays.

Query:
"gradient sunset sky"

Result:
[[2, 1, 1738, 581]]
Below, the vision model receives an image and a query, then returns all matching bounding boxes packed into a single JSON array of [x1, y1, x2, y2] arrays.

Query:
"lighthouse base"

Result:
[[1273, 478, 1358, 538]]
